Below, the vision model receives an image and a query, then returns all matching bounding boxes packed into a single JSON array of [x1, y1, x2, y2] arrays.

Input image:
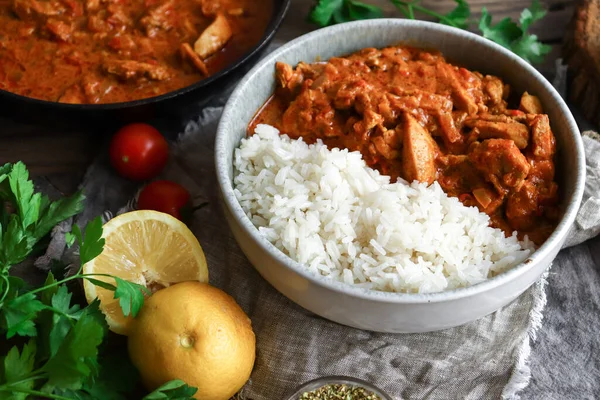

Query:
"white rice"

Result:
[[233, 124, 534, 293]]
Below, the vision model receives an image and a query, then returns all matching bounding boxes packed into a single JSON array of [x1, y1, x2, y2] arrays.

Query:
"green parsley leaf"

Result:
[[46, 286, 84, 357], [34, 191, 85, 243], [7, 162, 40, 230], [1, 276, 27, 303], [71, 350, 140, 400], [65, 232, 76, 248], [0, 217, 30, 268], [510, 33, 552, 64], [1, 293, 46, 338], [37, 273, 58, 363], [478, 8, 522, 48], [41, 308, 105, 390], [520, 0, 546, 32], [477, 1, 550, 64], [442, 0, 470, 29], [52, 389, 95, 400], [309, 0, 343, 26], [337, 0, 383, 24], [0, 163, 10, 184], [143, 380, 198, 400], [51, 285, 82, 318], [37, 279, 83, 362], [309, 0, 382, 27], [81, 298, 109, 335], [0, 162, 84, 274], [50, 331, 134, 399], [113, 277, 150, 318], [73, 217, 105, 267], [85, 278, 117, 292], [40, 272, 58, 306], [0, 340, 37, 400]]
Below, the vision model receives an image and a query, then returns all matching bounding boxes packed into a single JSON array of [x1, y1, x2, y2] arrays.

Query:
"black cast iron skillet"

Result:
[[0, 0, 290, 131]]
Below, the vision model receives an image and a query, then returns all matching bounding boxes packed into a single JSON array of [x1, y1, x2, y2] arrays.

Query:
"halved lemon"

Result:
[[83, 210, 208, 335]]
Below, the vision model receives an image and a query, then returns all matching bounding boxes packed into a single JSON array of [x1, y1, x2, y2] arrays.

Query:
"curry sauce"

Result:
[[0, 0, 273, 103], [250, 46, 559, 245]]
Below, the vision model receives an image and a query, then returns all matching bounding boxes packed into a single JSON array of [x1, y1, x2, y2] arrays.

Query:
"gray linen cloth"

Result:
[[61, 105, 599, 400]]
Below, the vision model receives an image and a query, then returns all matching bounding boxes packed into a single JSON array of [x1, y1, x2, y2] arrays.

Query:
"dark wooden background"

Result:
[[0, 0, 578, 194]]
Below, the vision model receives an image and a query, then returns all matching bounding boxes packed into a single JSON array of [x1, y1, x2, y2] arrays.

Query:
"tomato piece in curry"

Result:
[[250, 46, 559, 245], [0, 0, 273, 103]]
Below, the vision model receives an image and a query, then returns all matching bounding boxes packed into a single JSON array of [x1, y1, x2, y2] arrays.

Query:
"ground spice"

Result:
[[299, 383, 382, 399]]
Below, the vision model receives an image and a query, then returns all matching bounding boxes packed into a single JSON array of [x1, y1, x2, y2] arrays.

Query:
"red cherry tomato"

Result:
[[109, 123, 169, 181], [137, 180, 191, 220]]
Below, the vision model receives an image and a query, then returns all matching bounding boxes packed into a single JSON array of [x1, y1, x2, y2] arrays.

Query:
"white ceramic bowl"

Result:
[[215, 19, 585, 333]]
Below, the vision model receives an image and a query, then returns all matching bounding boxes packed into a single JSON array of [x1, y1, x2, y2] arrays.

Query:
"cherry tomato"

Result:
[[137, 180, 192, 220], [109, 123, 169, 181]]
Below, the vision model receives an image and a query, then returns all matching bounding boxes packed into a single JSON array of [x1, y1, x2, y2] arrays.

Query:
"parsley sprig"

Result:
[[0, 162, 198, 399], [309, 0, 552, 64]]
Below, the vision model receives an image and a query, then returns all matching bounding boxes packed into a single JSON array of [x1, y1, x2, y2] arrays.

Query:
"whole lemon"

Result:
[[127, 282, 256, 400]]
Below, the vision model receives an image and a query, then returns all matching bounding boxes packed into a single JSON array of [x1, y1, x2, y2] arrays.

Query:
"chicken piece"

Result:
[[360, 48, 385, 70], [58, 84, 85, 104], [483, 75, 506, 107], [466, 113, 513, 124], [387, 89, 453, 113], [373, 136, 398, 160], [465, 120, 529, 149], [86, 0, 100, 11], [141, 0, 175, 37], [108, 34, 137, 54], [528, 159, 555, 182], [200, 0, 219, 16], [107, 4, 132, 27], [81, 74, 110, 103], [437, 154, 492, 202], [402, 114, 437, 184], [281, 89, 340, 139], [436, 63, 479, 115], [438, 112, 462, 144], [12, 0, 66, 19], [46, 18, 73, 42], [180, 17, 198, 40], [469, 139, 530, 193], [417, 92, 453, 113], [102, 59, 170, 81], [506, 180, 539, 231], [384, 126, 402, 148], [471, 186, 505, 213], [180, 43, 208, 75], [519, 92, 543, 114], [370, 93, 397, 124], [275, 62, 305, 94], [332, 79, 372, 110], [529, 114, 555, 159], [352, 109, 384, 141], [194, 13, 232, 59], [58, 0, 81, 16], [88, 15, 111, 33]]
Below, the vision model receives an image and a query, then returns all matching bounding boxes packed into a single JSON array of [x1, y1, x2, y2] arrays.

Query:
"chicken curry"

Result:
[[0, 0, 273, 103], [250, 46, 559, 245]]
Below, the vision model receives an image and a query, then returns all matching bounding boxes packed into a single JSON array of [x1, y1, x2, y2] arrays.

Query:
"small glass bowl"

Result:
[[285, 375, 394, 400]]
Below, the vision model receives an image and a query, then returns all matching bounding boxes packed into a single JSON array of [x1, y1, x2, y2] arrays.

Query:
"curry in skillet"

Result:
[[251, 46, 559, 245], [0, 0, 272, 103]]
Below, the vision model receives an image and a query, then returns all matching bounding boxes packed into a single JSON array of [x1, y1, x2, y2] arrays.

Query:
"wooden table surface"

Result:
[[0, 0, 578, 194]]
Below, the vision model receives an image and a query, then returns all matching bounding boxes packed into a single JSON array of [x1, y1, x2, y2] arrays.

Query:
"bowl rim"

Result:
[[216, 19, 586, 304], [0, 0, 291, 110]]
